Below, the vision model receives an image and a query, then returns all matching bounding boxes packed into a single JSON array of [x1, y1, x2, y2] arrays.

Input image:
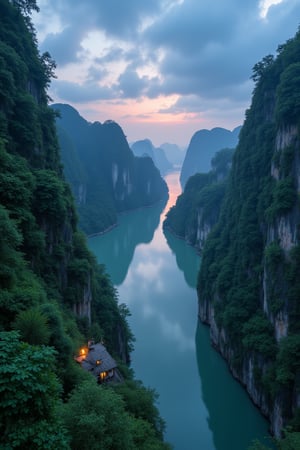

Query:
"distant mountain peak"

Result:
[[180, 126, 241, 187]]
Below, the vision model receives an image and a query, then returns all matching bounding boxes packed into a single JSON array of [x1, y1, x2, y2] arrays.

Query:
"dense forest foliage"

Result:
[[164, 147, 234, 250], [54, 104, 168, 235], [196, 29, 300, 443], [0, 1, 170, 448]]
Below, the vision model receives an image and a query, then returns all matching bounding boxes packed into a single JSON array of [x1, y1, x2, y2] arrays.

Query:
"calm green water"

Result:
[[89, 172, 272, 450]]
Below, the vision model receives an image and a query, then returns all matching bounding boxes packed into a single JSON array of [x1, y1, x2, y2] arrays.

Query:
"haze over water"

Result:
[[89, 172, 271, 450]]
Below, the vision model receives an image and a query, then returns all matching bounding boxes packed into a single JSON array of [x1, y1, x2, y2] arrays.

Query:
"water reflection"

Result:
[[89, 172, 271, 450], [90, 197, 167, 285], [196, 324, 271, 450], [164, 228, 200, 288], [115, 227, 213, 450], [119, 234, 198, 353]]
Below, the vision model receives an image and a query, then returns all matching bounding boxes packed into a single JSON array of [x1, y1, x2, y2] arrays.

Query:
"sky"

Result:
[[32, 0, 300, 148]]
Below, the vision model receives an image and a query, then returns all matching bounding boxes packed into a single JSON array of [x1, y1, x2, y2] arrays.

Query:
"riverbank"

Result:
[[88, 171, 271, 450], [88, 194, 169, 239]]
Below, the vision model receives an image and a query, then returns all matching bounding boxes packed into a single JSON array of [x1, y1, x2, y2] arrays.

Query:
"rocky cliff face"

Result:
[[195, 209, 214, 250], [199, 298, 284, 436], [54, 104, 168, 235], [0, 0, 134, 363], [164, 147, 234, 252], [198, 32, 300, 436]]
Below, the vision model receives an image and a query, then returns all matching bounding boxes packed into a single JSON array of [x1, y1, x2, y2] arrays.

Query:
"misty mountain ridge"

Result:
[[180, 125, 242, 187], [131, 138, 173, 175], [160, 142, 186, 167], [52, 103, 168, 235]]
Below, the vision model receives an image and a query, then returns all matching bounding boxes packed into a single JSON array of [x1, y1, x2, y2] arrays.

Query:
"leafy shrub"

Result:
[[0, 331, 69, 449], [13, 307, 50, 345]]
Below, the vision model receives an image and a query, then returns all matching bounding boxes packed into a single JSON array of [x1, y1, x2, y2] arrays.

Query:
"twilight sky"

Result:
[[33, 0, 300, 147]]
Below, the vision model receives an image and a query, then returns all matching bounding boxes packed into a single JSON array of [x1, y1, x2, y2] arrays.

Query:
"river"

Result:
[[88, 171, 272, 450]]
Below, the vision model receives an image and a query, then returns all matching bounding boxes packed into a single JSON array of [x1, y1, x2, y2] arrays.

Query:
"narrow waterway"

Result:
[[89, 172, 271, 450]]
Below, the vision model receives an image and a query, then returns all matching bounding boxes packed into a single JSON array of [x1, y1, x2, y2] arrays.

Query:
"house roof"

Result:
[[80, 343, 117, 376]]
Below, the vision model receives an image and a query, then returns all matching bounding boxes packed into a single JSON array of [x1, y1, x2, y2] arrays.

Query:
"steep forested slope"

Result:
[[198, 30, 300, 437], [0, 2, 170, 448], [0, 0, 134, 356], [54, 104, 169, 235], [164, 147, 234, 251]]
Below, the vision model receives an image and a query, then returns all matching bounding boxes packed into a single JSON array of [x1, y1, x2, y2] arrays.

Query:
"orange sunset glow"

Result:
[[33, 0, 295, 146]]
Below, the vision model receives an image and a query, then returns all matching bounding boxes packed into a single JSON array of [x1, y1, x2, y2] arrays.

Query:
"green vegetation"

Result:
[[197, 27, 300, 439], [54, 104, 168, 235], [60, 378, 171, 450], [13, 307, 50, 345], [162, 24, 300, 445], [0, 331, 69, 449], [266, 176, 296, 221], [164, 147, 234, 249], [249, 430, 300, 450], [0, 1, 169, 448], [276, 62, 300, 125]]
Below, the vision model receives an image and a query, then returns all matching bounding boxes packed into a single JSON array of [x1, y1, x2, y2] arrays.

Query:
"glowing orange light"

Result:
[[100, 371, 107, 380]]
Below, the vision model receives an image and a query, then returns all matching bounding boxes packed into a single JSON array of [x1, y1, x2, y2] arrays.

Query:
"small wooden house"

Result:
[[75, 342, 122, 384]]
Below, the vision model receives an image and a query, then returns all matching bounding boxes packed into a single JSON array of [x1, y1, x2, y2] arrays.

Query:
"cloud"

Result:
[[141, 0, 300, 103], [116, 65, 162, 99], [135, 257, 166, 292], [37, 0, 166, 43], [51, 79, 115, 102], [86, 65, 109, 83], [159, 93, 249, 114], [142, 303, 194, 351], [144, 0, 249, 54], [33, 0, 300, 139], [117, 67, 148, 98], [41, 25, 87, 65], [95, 46, 126, 65]]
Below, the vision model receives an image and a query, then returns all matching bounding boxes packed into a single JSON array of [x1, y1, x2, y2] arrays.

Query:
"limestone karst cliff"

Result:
[[198, 31, 300, 436], [164, 147, 234, 252], [54, 104, 169, 235], [163, 28, 300, 438], [0, 0, 133, 372]]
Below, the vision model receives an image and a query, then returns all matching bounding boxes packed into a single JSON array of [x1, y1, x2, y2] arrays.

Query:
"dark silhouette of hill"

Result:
[[131, 139, 173, 175], [180, 126, 241, 187], [53, 104, 168, 234]]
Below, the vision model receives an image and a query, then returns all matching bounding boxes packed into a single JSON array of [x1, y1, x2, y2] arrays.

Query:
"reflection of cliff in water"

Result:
[[195, 323, 271, 450], [163, 229, 200, 288], [89, 197, 167, 285]]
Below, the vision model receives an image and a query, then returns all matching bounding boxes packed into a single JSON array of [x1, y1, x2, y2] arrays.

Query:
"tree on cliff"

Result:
[[10, 0, 39, 14]]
